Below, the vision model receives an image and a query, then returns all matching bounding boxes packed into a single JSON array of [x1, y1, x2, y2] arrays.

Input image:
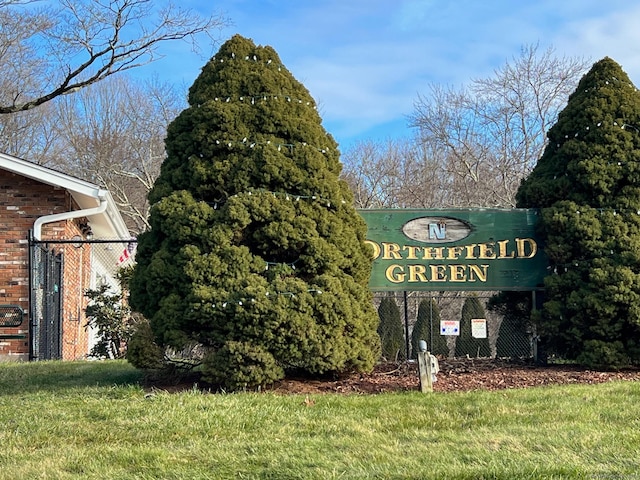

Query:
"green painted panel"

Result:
[[358, 208, 548, 292]]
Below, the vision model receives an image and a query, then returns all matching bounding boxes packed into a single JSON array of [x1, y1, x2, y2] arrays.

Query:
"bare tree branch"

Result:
[[410, 44, 590, 208], [344, 46, 590, 210], [0, 0, 228, 113], [48, 75, 182, 234]]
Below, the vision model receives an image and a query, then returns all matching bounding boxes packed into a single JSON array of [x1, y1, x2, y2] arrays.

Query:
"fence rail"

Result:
[[27, 236, 535, 364]]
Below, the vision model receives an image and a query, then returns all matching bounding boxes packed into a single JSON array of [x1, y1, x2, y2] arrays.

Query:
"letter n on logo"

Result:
[[428, 222, 446, 240]]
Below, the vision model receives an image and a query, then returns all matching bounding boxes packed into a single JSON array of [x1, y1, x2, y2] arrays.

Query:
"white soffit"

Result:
[[0, 152, 130, 239]]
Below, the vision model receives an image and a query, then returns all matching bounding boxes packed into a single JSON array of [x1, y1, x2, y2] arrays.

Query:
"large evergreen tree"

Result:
[[377, 297, 404, 361], [411, 298, 448, 358], [129, 35, 380, 390], [517, 57, 640, 367], [455, 295, 490, 358]]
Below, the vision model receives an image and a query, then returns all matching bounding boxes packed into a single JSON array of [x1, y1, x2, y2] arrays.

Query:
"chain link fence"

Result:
[[373, 291, 535, 362], [31, 236, 536, 364]]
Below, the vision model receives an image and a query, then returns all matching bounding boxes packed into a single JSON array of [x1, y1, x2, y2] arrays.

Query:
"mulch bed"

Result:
[[266, 359, 640, 394], [143, 359, 640, 394]]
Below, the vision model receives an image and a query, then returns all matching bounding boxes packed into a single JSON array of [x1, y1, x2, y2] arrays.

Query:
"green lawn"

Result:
[[0, 360, 638, 479]]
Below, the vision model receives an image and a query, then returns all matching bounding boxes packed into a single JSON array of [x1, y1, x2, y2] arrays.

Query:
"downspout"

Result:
[[33, 191, 109, 240], [29, 190, 108, 361]]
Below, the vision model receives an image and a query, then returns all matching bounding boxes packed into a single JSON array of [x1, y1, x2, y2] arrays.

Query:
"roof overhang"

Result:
[[0, 152, 131, 239]]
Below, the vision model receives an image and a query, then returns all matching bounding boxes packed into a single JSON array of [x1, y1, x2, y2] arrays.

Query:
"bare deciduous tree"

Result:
[[342, 136, 493, 209], [52, 75, 183, 233], [0, 101, 68, 162], [0, 0, 227, 113], [341, 140, 408, 209], [409, 44, 590, 207]]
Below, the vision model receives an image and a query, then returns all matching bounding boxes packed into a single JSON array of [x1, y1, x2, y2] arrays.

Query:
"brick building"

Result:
[[0, 153, 131, 361]]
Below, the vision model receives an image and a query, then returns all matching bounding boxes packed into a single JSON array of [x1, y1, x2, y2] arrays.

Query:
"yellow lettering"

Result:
[[448, 264, 467, 281], [468, 264, 489, 282], [380, 263, 491, 285], [516, 238, 537, 258], [477, 242, 496, 259], [446, 246, 464, 260], [408, 264, 428, 282], [385, 264, 405, 283], [497, 240, 515, 259], [423, 247, 445, 260], [464, 244, 478, 259], [429, 264, 447, 281], [402, 245, 421, 260], [382, 242, 402, 260]]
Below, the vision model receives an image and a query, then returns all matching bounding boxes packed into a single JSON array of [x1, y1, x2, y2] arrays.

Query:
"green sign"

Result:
[[359, 209, 548, 292]]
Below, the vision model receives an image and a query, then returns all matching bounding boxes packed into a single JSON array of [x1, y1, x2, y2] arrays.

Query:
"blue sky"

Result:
[[138, 0, 640, 151]]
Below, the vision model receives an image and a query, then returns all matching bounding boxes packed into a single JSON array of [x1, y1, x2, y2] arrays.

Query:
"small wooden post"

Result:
[[417, 350, 433, 393]]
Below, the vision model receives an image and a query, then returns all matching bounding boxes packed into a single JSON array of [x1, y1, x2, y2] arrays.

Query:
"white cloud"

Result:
[[551, 4, 640, 82], [141, 0, 640, 147], [308, 1, 640, 144]]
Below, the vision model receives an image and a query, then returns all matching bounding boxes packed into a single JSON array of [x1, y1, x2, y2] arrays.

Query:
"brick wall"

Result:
[[57, 241, 92, 360], [0, 169, 92, 361]]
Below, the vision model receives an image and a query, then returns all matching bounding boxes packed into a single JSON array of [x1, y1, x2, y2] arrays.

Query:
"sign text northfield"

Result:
[[359, 209, 548, 292]]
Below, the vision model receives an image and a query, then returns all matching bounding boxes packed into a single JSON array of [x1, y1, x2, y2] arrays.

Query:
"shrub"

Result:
[[377, 297, 404, 361], [411, 299, 448, 358], [201, 341, 285, 391], [126, 319, 164, 370]]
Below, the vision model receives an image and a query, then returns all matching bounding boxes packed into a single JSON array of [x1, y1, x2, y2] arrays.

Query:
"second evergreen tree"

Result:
[[129, 35, 380, 389], [517, 57, 640, 367]]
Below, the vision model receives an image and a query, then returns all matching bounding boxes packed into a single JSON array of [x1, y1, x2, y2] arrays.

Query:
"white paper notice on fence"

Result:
[[471, 318, 487, 338], [441, 320, 460, 336]]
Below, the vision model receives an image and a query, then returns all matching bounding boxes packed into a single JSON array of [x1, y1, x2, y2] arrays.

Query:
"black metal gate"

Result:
[[29, 242, 63, 360]]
